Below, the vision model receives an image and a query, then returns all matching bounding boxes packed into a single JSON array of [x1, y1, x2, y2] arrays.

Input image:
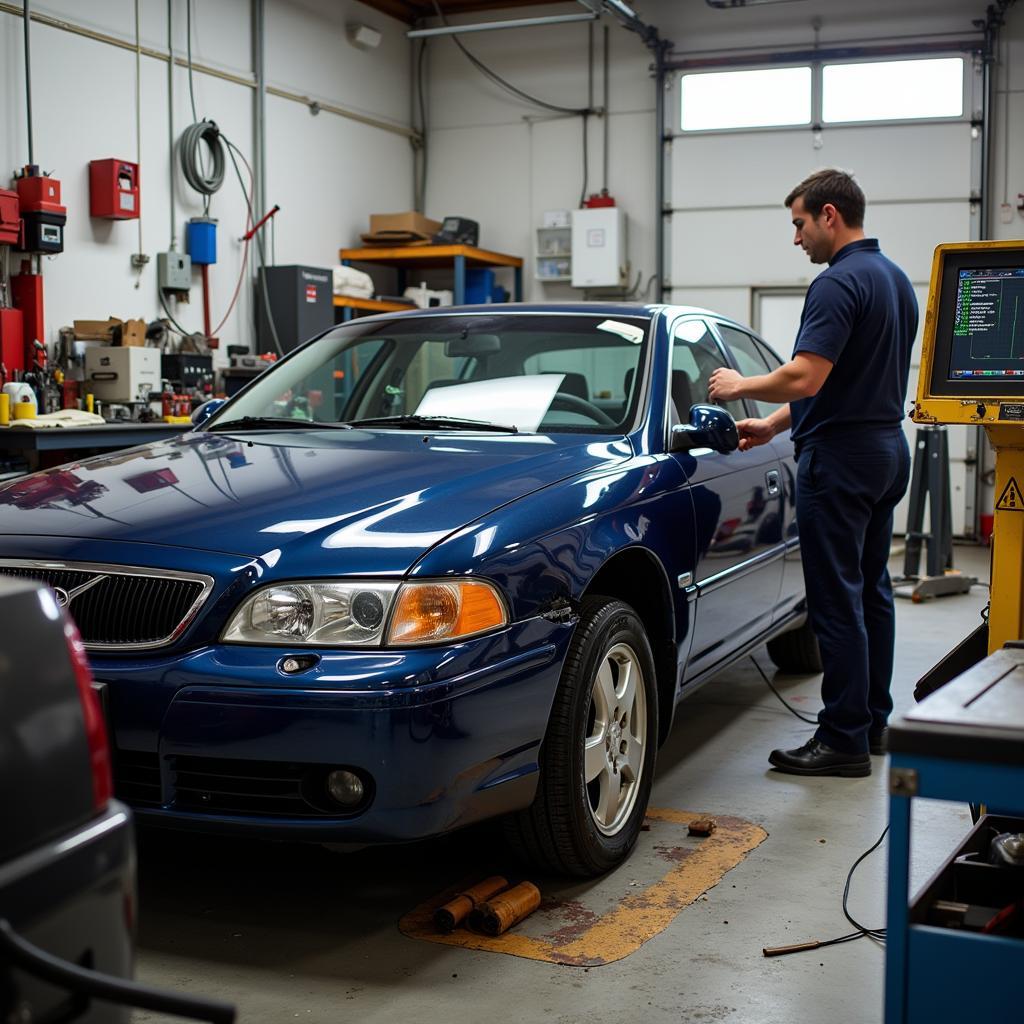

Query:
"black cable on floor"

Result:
[[763, 825, 888, 957], [749, 654, 819, 725]]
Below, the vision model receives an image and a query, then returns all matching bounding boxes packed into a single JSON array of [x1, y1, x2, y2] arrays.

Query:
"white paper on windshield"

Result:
[[415, 374, 563, 432], [597, 319, 645, 344]]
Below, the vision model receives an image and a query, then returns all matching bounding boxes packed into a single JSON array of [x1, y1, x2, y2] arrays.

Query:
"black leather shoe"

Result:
[[869, 727, 889, 756], [769, 738, 871, 777]]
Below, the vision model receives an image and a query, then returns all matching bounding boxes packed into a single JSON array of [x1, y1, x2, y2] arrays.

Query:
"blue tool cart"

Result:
[[885, 645, 1024, 1023]]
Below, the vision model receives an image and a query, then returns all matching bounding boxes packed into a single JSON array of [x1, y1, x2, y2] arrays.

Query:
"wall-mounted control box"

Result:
[[157, 251, 192, 291]]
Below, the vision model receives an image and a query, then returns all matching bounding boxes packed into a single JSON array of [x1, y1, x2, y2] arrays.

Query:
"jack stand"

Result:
[[893, 425, 976, 601]]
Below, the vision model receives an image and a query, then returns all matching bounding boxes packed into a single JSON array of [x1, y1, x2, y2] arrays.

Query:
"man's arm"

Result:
[[708, 352, 833, 404], [736, 405, 792, 451]]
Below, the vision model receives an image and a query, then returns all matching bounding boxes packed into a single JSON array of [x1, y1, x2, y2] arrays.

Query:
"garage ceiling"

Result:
[[357, 0, 572, 26]]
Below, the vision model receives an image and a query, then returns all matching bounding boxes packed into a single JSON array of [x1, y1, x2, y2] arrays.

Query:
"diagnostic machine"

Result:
[[914, 239, 1024, 651]]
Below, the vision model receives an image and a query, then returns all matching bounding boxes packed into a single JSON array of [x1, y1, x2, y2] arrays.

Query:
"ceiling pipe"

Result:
[[407, 12, 597, 38]]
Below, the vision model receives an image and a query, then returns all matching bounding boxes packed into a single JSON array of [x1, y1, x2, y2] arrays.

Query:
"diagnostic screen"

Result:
[[948, 267, 1024, 381]]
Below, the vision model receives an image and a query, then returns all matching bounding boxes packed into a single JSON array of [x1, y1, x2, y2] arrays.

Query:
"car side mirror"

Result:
[[670, 404, 739, 454], [191, 398, 227, 429]]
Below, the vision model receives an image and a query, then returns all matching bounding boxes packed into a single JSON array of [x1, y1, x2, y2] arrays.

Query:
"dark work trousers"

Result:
[[796, 430, 911, 754]]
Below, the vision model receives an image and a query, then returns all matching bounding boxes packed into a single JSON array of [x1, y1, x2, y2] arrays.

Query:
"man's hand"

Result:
[[735, 417, 775, 451], [708, 367, 745, 403]]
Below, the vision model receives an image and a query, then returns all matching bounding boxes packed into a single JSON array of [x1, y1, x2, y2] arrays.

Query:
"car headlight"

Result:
[[221, 579, 507, 647], [223, 582, 400, 646]]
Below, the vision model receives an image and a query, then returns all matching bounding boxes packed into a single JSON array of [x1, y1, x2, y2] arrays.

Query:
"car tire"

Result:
[[504, 595, 658, 878], [766, 616, 823, 673]]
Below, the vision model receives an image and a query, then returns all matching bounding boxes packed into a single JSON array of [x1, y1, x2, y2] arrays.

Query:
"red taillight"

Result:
[[64, 617, 113, 810]]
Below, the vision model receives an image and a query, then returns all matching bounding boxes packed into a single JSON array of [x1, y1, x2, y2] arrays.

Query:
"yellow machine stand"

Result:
[[914, 239, 1024, 653]]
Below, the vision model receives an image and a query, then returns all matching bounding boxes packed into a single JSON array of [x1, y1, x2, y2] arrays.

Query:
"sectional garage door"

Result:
[[665, 66, 983, 536]]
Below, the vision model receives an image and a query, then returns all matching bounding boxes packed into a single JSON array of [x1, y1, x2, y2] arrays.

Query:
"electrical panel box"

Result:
[[256, 265, 334, 355], [161, 353, 214, 390], [571, 207, 626, 288], [84, 346, 161, 404], [14, 171, 65, 254], [89, 159, 140, 219], [157, 251, 192, 292]]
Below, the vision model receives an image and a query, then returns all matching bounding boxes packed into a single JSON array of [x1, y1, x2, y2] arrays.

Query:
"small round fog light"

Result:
[[326, 769, 364, 807]]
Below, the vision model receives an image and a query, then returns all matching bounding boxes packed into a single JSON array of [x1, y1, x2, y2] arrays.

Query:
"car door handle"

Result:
[[765, 469, 781, 497]]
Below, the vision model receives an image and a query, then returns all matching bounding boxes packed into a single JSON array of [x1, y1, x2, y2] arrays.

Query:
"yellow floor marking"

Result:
[[398, 808, 767, 966]]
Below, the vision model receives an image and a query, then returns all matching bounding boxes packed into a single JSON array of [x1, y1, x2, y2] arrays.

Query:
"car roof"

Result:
[[354, 302, 721, 322]]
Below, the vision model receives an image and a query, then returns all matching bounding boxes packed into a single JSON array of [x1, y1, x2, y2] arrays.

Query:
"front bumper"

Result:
[[92, 616, 573, 842]]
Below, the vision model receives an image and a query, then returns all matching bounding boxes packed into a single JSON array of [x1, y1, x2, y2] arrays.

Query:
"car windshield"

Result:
[[210, 312, 652, 434]]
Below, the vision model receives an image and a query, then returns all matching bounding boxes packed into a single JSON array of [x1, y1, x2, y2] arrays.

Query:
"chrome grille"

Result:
[[0, 560, 214, 649]]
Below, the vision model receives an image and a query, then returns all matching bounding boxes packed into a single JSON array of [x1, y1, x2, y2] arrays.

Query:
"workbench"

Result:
[[0, 422, 192, 473], [885, 646, 1024, 1023], [337, 244, 523, 317]]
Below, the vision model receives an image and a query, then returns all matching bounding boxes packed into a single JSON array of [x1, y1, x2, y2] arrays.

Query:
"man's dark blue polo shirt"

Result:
[[790, 238, 918, 454]]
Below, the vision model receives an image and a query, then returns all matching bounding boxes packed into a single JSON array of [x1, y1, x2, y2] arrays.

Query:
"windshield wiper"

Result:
[[206, 416, 353, 432], [346, 414, 519, 433]]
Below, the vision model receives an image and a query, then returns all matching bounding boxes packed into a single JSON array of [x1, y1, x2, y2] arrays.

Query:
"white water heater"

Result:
[[571, 207, 626, 288]]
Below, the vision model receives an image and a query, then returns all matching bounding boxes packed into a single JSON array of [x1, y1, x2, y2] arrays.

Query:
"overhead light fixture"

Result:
[[347, 22, 382, 49]]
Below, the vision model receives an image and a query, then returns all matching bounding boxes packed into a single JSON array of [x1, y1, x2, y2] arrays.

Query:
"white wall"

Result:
[[0, 0, 413, 363]]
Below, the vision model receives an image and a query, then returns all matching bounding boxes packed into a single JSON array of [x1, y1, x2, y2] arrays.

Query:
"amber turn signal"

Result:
[[387, 580, 506, 645]]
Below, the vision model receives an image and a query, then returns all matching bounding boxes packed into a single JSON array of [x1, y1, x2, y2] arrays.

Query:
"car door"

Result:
[[667, 317, 784, 682], [713, 321, 804, 621]]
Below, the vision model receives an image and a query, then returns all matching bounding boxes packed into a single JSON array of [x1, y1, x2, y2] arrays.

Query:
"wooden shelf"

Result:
[[339, 243, 524, 305], [339, 244, 523, 270], [332, 296, 415, 313]]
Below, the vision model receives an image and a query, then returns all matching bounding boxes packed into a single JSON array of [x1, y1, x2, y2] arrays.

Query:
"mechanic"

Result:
[[707, 168, 917, 778]]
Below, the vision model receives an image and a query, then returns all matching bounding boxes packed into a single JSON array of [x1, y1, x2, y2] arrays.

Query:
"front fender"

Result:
[[411, 453, 697, 622]]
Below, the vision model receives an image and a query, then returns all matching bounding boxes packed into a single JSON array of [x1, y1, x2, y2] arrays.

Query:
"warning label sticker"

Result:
[[996, 477, 1024, 512]]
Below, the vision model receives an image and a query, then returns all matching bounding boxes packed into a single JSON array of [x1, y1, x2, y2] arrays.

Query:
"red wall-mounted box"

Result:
[[0, 189, 20, 246], [89, 159, 139, 220]]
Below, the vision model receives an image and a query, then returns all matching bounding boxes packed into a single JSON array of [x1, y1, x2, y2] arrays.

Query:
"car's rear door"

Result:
[[666, 317, 785, 682]]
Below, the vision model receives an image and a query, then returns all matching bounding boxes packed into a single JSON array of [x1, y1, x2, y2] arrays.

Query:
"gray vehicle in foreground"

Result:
[[0, 577, 234, 1023]]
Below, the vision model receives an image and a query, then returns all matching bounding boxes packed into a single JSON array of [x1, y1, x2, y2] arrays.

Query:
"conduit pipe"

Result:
[[0, 2, 416, 141]]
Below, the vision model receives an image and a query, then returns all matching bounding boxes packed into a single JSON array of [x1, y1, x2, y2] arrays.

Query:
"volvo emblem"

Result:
[[53, 587, 71, 607]]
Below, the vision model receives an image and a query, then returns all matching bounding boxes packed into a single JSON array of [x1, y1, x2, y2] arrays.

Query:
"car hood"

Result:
[[0, 429, 632, 573]]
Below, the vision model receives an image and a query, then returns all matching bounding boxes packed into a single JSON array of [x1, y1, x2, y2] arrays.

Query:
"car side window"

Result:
[[671, 319, 744, 424], [714, 323, 785, 419]]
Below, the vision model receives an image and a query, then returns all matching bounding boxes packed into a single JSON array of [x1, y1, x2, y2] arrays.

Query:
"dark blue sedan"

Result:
[[0, 304, 816, 877]]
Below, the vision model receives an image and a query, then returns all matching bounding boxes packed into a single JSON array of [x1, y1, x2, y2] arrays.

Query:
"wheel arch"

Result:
[[583, 547, 679, 745]]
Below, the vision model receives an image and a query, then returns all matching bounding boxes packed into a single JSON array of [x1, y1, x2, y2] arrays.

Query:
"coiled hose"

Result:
[[179, 119, 224, 205]]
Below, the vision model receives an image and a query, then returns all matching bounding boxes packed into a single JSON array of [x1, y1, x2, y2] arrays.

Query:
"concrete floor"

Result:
[[132, 546, 991, 1024]]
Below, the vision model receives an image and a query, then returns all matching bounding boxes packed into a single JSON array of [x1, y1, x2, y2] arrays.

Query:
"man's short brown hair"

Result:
[[785, 169, 866, 229]]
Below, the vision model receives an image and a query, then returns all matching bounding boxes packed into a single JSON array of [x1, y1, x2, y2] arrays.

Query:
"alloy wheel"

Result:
[[583, 642, 647, 836]]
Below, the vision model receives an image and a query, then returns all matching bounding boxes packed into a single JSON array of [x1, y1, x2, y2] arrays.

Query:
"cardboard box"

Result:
[[71, 317, 147, 346], [117, 319, 147, 346], [73, 317, 121, 341], [360, 211, 441, 245]]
